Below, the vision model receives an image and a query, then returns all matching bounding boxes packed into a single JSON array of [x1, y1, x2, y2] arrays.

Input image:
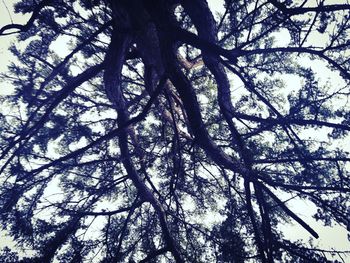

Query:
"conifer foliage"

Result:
[[1, 0, 350, 262]]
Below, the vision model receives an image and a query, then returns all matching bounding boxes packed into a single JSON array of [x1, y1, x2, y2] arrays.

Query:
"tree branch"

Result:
[[0, 0, 51, 36]]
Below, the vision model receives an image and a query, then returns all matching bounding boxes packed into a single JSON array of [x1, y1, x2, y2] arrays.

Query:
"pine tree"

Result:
[[1, 0, 350, 262]]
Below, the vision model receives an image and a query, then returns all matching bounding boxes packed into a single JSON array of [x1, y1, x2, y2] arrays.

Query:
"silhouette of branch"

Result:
[[231, 111, 350, 131], [260, 184, 319, 238], [269, 0, 350, 15], [0, 0, 51, 36], [242, 47, 350, 80], [27, 74, 167, 176], [139, 247, 169, 263]]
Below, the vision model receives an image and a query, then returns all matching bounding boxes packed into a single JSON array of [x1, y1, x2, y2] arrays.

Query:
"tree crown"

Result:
[[0, 0, 350, 262]]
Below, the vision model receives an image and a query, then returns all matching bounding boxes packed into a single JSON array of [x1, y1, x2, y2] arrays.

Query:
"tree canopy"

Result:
[[0, 0, 350, 262]]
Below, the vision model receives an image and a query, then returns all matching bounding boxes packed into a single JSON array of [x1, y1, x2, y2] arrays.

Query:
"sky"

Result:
[[0, 0, 349, 261]]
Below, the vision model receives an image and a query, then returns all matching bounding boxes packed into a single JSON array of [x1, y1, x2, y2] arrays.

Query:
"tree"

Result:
[[0, 0, 350, 262]]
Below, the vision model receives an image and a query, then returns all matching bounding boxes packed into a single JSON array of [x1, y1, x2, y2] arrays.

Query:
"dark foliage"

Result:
[[0, 0, 350, 262]]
